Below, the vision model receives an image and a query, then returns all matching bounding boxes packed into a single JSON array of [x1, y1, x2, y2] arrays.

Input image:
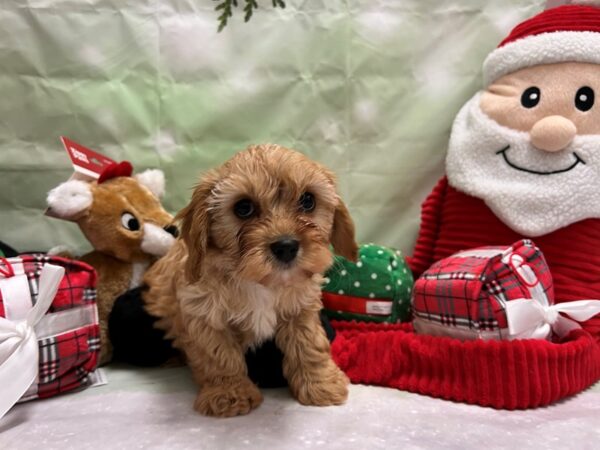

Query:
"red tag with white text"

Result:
[[60, 137, 115, 180]]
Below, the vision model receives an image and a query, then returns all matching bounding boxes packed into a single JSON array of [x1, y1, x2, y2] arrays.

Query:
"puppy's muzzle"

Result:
[[270, 238, 300, 264]]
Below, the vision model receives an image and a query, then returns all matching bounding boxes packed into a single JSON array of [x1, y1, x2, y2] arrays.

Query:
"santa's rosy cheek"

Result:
[[480, 90, 530, 131]]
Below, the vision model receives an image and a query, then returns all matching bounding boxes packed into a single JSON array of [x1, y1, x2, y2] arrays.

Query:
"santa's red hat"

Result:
[[483, 2, 600, 85]]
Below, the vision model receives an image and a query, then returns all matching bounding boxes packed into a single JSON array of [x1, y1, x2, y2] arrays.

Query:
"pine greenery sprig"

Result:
[[214, 0, 286, 32]]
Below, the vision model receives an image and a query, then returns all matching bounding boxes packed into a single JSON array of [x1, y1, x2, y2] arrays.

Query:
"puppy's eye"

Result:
[[521, 86, 540, 108], [233, 199, 256, 219], [298, 192, 316, 212], [121, 212, 140, 231], [575, 86, 594, 111]]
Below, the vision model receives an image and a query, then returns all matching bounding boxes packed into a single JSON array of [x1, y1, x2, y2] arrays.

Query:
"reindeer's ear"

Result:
[[46, 180, 93, 221], [177, 173, 217, 284], [331, 198, 359, 262], [135, 169, 165, 198]]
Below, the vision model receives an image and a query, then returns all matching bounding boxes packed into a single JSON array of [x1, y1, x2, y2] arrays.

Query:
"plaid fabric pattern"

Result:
[[412, 240, 553, 337], [0, 254, 100, 401]]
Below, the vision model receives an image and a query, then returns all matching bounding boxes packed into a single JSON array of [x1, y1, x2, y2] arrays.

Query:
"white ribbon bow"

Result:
[[506, 299, 600, 340], [0, 264, 65, 419]]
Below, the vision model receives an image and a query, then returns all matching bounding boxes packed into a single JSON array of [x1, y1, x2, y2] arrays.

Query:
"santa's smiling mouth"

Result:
[[496, 145, 585, 175]]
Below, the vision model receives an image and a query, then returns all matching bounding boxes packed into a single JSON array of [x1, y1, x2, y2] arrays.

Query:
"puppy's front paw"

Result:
[[194, 378, 263, 417], [293, 365, 349, 407]]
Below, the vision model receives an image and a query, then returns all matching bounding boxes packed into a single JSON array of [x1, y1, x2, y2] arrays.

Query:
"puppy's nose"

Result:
[[270, 238, 300, 263]]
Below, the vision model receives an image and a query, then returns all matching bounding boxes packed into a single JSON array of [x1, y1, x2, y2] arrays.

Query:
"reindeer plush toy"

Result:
[[46, 161, 177, 364]]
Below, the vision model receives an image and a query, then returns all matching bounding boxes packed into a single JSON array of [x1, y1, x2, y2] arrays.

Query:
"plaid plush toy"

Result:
[[0, 254, 102, 418], [412, 240, 554, 340], [321, 244, 413, 323]]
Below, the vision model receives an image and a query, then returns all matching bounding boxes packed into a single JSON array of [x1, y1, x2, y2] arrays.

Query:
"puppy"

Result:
[[144, 144, 358, 417]]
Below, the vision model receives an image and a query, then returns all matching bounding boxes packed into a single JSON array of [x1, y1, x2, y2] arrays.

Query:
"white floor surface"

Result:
[[2, 364, 599, 450]]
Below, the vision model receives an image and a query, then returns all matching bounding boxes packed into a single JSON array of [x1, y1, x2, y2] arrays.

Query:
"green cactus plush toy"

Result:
[[322, 244, 413, 323]]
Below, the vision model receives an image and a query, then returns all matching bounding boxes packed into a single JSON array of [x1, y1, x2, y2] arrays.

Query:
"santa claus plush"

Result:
[[410, 2, 600, 340], [332, 2, 600, 409]]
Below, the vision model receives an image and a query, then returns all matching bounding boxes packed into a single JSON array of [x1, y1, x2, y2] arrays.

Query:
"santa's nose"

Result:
[[530, 115, 577, 152]]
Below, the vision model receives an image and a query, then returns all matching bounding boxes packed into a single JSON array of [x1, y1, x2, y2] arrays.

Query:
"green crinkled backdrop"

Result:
[[0, 0, 544, 254]]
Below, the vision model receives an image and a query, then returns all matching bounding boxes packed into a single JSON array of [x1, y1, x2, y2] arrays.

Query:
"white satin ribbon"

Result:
[[506, 298, 600, 340], [0, 263, 65, 419]]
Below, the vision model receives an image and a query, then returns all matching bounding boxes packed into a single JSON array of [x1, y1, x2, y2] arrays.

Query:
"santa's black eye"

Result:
[[575, 86, 594, 112], [521, 87, 541, 108], [121, 212, 140, 231], [298, 192, 316, 212], [234, 199, 255, 219]]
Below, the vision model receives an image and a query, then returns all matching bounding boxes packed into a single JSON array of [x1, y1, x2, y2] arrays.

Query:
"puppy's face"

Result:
[[179, 144, 358, 287]]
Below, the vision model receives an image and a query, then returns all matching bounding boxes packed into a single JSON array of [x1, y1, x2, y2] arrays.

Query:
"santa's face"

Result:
[[447, 62, 600, 236]]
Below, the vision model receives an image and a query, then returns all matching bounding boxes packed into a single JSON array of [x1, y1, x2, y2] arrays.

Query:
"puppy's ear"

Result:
[[177, 174, 217, 284], [331, 199, 359, 262]]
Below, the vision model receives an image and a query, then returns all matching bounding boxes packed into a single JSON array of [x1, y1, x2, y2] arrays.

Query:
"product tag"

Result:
[[366, 300, 393, 315], [60, 137, 115, 181]]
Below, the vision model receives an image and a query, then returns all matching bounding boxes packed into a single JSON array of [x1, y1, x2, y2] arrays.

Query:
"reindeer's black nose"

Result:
[[164, 225, 179, 238], [270, 239, 299, 263]]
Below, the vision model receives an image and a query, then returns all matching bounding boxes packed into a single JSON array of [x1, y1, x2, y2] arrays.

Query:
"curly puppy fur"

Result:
[[144, 144, 358, 417]]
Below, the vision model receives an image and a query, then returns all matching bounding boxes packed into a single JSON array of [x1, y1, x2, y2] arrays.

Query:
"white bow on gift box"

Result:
[[0, 263, 65, 419], [506, 298, 600, 340]]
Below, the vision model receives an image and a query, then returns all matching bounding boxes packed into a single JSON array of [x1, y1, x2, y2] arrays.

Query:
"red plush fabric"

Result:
[[98, 161, 133, 183], [499, 4, 600, 48], [406, 177, 448, 278], [408, 177, 600, 341], [332, 321, 600, 409]]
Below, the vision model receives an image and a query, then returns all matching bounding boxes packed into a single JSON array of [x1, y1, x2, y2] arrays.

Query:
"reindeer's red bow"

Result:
[[98, 161, 133, 184]]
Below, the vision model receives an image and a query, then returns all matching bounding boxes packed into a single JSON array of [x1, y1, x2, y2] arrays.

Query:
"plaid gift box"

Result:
[[0, 254, 102, 417], [412, 239, 554, 340], [322, 244, 413, 323]]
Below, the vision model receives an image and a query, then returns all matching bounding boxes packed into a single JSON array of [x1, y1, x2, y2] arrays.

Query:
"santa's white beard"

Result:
[[446, 93, 600, 236]]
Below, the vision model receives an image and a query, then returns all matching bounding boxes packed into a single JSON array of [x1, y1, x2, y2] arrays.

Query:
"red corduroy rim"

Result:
[[331, 321, 600, 409]]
